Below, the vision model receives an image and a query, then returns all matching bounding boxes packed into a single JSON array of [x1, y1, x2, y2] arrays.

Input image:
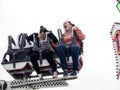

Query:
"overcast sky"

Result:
[[0, 0, 120, 90]]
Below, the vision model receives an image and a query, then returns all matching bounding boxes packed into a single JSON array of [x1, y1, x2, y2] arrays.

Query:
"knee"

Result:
[[45, 51, 51, 57], [71, 45, 80, 52], [57, 44, 65, 51], [71, 45, 78, 49], [30, 53, 38, 61]]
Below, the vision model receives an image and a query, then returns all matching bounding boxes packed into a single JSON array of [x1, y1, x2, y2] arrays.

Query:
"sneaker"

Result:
[[70, 71, 77, 76], [63, 71, 68, 77]]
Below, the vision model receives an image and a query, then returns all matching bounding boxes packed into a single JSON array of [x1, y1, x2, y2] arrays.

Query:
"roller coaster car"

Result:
[[1, 29, 83, 80]]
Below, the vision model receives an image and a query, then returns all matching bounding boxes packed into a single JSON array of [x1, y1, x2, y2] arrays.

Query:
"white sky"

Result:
[[0, 0, 120, 90]]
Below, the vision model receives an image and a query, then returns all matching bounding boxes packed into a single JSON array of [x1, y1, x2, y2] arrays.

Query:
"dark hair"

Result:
[[39, 26, 48, 33], [68, 21, 75, 27]]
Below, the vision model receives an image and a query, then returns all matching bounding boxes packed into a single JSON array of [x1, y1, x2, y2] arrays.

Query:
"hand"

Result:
[[72, 26, 78, 30]]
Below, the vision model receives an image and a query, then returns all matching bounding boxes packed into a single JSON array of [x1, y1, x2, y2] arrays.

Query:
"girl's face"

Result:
[[39, 32, 46, 40], [63, 21, 72, 32]]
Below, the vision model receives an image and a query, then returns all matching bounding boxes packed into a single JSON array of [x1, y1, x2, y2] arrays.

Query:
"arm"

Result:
[[48, 32, 58, 49], [27, 33, 38, 42], [48, 32, 58, 44], [73, 26, 85, 41]]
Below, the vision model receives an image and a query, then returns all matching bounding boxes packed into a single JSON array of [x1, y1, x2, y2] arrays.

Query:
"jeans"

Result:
[[57, 44, 80, 71]]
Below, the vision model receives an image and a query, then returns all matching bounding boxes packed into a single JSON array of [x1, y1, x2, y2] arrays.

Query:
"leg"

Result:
[[70, 45, 80, 72], [57, 44, 68, 77], [57, 44, 68, 70], [43, 50, 57, 72], [43, 50, 57, 77], [30, 52, 43, 79]]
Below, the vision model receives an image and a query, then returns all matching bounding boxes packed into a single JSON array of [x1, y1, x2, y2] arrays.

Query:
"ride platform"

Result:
[[0, 76, 77, 90]]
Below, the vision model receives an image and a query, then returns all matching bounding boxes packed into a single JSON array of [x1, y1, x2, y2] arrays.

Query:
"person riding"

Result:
[[57, 21, 85, 77], [28, 26, 58, 79]]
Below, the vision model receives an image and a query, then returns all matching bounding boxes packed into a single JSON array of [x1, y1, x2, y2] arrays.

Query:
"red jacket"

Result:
[[62, 28, 85, 47]]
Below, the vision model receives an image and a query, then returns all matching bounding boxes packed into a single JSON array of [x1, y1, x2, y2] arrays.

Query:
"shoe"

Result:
[[63, 71, 68, 77], [70, 71, 77, 76]]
